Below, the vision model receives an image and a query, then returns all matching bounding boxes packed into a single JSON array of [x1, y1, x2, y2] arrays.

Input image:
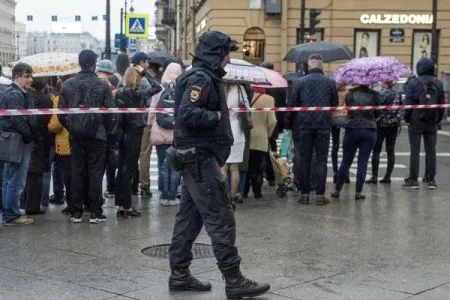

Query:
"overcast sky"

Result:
[[15, 0, 156, 40]]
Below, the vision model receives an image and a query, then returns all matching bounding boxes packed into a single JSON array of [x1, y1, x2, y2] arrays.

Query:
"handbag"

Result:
[[237, 86, 253, 133], [0, 130, 25, 163]]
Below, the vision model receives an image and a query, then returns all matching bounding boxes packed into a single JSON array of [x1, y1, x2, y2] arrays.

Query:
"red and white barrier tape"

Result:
[[0, 104, 448, 116]]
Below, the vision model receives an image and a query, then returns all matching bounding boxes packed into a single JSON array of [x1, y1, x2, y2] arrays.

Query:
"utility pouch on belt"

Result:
[[166, 146, 196, 171]]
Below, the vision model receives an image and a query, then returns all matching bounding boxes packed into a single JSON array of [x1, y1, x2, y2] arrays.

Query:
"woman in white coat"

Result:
[[222, 83, 249, 203]]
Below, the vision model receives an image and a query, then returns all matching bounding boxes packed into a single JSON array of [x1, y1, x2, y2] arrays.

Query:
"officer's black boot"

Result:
[[169, 268, 212, 292], [224, 269, 270, 300]]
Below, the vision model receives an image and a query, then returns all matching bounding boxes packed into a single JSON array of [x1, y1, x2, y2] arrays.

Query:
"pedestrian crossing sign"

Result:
[[125, 13, 149, 38]]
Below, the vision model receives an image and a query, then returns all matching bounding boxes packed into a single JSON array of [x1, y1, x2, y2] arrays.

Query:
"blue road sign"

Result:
[[125, 13, 149, 38], [114, 33, 129, 49]]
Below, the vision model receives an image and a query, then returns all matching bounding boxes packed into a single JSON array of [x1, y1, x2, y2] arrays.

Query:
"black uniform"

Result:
[[168, 40, 240, 276], [167, 31, 270, 299]]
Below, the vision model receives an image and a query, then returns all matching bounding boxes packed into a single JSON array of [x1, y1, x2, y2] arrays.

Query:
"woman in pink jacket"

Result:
[[149, 63, 183, 206]]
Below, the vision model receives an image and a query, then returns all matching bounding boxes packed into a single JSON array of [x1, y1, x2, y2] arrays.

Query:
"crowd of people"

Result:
[[0, 39, 445, 226]]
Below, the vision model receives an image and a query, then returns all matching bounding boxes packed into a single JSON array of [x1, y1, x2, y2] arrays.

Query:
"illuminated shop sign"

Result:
[[360, 14, 433, 25]]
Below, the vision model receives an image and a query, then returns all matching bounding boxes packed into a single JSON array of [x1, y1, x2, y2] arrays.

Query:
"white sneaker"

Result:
[[70, 214, 82, 224], [168, 199, 180, 206], [159, 199, 169, 206], [90, 215, 107, 224]]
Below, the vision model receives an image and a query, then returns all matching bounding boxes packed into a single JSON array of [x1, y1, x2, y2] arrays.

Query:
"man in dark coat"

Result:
[[403, 58, 445, 189], [21, 77, 53, 214], [167, 31, 270, 300], [0, 63, 35, 225], [58, 49, 116, 224], [286, 54, 338, 205]]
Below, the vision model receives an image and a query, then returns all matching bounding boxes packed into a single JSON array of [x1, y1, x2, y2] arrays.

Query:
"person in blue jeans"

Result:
[[149, 63, 183, 206], [0, 63, 35, 225], [332, 85, 380, 200]]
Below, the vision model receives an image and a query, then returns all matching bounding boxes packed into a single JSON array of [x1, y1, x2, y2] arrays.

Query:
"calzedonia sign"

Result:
[[360, 14, 433, 25]]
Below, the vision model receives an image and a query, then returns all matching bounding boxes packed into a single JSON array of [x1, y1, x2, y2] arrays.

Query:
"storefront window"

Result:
[[249, 0, 262, 9], [411, 29, 439, 74], [354, 29, 381, 58], [243, 27, 265, 65]]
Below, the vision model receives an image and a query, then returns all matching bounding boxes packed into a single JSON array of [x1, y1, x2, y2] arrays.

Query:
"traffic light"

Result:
[[309, 8, 321, 35]]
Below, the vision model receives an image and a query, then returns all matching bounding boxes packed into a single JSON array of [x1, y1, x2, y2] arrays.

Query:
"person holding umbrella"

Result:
[[331, 84, 380, 200]]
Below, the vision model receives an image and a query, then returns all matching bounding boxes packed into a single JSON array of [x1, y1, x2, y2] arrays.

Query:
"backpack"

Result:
[[378, 89, 402, 127], [66, 82, 101, 140], [156, 82, 176, 129], [418, 77, 441, 122]]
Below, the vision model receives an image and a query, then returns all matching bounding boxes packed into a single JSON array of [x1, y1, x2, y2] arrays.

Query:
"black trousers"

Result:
[[115, 129, 143, 209], [70, 138, 106, 217], [169, 157, 241, 275], [105, 144, 118, 193], [296, 129, 330, 195], [331, 126, 341, 175], [244, 150, 266, 197], [408, 125, 437, 181], [21, 172, 43, 213], [265, 128, 279, 182], [371, 126, 399, 179], [54, 155, 72, 207]]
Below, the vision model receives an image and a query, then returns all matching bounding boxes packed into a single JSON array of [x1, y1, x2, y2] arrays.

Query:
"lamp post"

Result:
[[33, 37, 37, 54], [105, 0, 112, 59], [431, 0, 438, 65]]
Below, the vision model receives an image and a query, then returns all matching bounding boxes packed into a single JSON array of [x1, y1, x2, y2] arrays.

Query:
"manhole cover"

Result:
[[142, 243, 214, 259]]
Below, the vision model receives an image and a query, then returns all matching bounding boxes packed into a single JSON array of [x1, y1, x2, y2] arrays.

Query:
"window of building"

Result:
[[249, 0, 262, 9], [243, 27, 265, 65]]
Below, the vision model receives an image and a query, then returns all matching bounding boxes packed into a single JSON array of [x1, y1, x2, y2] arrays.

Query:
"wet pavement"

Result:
[[1, 127, 450, 300]]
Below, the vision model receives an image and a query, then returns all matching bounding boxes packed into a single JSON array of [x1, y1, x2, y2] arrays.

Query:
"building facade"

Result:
[[155, 0, 177, 52], [179, 0, 450, 74], [25, 32, 102, 56], [0, 0, 17, 64], [14, 22, 27, 60]]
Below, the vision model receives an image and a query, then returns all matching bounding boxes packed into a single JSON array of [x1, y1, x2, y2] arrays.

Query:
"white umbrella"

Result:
[[9, 52, 80, 77], [187, 59, 271, 85], [223, 59, 271, 85]]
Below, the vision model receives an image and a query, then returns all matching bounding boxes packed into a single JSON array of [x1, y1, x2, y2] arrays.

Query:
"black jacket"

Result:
[[0, 83, 36, 144], [174, 41, 233, 166], [345, 86, 380, 129], [404, 58, 445, 127], [58, 71, 115, 141], [286, 68, 338, 133], [115, 81, 160, 132], [27, 88, 53, 173]]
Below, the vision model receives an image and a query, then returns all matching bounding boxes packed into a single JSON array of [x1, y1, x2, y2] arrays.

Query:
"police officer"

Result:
[[167, 31, 270, 299]]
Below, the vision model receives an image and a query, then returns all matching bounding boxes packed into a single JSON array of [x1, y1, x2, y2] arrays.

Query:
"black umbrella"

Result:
[[283, 41, 353, 63], [147, 51, 184, 69]]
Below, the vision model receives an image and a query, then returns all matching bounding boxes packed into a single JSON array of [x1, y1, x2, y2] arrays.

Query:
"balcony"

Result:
[[161, 8, 176, 27], [155, 24, 169, 42], [155, 0, 169, 25]]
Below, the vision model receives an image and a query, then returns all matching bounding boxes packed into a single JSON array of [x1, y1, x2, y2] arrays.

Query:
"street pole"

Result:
[[297, 0, 306, 73], [105, 0, 112, 59], [300, 0, 306, 45], [431, 0, 438, 65], [120, 8, 126, 52]]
